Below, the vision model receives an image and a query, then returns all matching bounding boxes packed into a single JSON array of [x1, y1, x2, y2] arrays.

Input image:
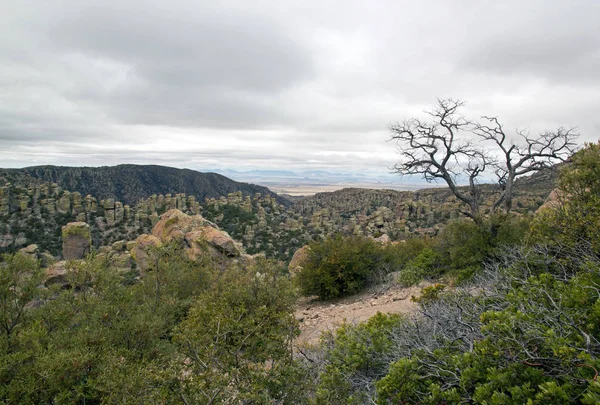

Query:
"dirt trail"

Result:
[[294, 283, 425, 345]]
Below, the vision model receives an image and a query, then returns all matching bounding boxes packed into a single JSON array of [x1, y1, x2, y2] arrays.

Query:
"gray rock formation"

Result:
[[61, 222, 91, 260]]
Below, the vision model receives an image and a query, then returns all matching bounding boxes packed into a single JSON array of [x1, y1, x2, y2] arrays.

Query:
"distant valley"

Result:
[[209, 168, 429, 195]]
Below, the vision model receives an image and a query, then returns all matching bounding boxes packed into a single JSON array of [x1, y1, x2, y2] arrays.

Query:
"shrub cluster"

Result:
[[297, 213, 531, 298], [295, 235, 399, 299], [0, 248, 307, 403]]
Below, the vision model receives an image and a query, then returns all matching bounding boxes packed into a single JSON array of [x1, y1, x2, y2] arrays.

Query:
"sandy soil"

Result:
[[294, 283, 425, 345]]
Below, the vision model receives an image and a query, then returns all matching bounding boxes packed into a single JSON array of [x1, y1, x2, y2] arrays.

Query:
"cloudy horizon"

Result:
[[1, 0, 599, 186]]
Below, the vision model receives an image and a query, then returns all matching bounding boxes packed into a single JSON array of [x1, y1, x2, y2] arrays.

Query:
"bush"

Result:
[[382, 236, 432, 268], [437, 219, 491, 272], [296, 234, 389, 299], [315, 313, 404, 404], [529, 142, 600, 253]]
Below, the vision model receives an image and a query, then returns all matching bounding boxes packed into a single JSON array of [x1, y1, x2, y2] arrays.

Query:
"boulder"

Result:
[[61, 222, 91, 260], [57, 192, 71, 215], [536, 189, 563, 213], [373, 234, 391, 244], [151, 209, 214, 242], [184, 227, 242, 261], [103, 198, 115, 210], [289, 245, 310, 276], [130, 234, 162, 273], [115, 201, 124, 224], [111, 240, 127, 252], [18, 244, 39, 260], [45, 261, 69, 288], [150, 209, 243, 262], [39, 251, 56, 268], [110, 251, 132, 270]]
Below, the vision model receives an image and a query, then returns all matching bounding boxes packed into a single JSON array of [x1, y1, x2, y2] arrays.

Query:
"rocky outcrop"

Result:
[[45, 261, 70, 288], [131, 209, 244, 271], [151, 209, 213, 243], [289, 245, 310, 276], [18, 244, 39, 260], [0, 164, 558, 264], [0, 179, 204, 256], [536, 189, 563, 213], [130, 234, 162, 273], [62, 222, 91, 260]]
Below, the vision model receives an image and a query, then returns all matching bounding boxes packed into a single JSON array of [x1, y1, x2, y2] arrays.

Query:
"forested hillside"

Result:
[[0, 164, 287, 206]]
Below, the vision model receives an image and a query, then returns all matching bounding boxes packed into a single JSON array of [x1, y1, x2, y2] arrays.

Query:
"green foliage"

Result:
[[315, 313, 404, 404], [0, 253, 45, 346], [530, 142, 600, 253], [397, 215, 531, 285], [172, 259, 303, 403], [411, 283, 445, 304], [374, 256, 600, 404], [435, 218, 496, 281], [0, 246, 308, 404], [397, 247, 444, 286], [296, 234, 392, 299], [384, 237, 432, 268]]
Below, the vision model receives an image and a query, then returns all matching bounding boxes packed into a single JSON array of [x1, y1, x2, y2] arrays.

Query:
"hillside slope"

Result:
[[0, 164, 288, 206]]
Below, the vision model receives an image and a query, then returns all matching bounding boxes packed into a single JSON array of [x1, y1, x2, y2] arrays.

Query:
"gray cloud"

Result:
[[0, 0, 599, 180], [458, 1, 600, 84]]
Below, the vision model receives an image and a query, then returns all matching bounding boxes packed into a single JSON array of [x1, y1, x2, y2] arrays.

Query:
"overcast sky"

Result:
[[1, 0, 599, 178]]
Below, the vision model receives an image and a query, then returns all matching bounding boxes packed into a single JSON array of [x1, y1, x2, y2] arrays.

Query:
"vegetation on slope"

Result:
[[0, 164, 288, 206], [0, 250, 305, 403]]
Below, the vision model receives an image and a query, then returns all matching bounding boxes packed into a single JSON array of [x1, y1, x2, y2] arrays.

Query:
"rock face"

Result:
[[536, 189, 563, 213], [131, 209, 244, 271], [62, 222, 91, 260], [130, 234, 162, 273], [45, 261, 69, 288], [289, 245, 310, 276], [19, 244, 39, 260]]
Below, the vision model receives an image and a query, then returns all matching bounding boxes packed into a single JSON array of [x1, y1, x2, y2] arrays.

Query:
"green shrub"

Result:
[[437, 219, 490, 270], [382, 236, 432, 268], [315, 313, 404, 404], [296, 234, 388, 299], [397, 247, 443, 286], [529, 142, 600, 253]]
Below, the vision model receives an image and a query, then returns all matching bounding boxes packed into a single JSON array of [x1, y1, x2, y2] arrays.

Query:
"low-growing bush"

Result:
[[382, 236, 432, 268], [315, 313, 404, 404], [296, 234, 391, 299]]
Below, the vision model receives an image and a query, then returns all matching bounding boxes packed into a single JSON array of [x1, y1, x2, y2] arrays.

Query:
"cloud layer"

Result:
[[1, 0, 599, 180]]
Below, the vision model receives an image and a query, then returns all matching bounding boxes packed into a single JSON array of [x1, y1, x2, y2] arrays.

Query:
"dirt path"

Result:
[[294, 283, 425, 345]]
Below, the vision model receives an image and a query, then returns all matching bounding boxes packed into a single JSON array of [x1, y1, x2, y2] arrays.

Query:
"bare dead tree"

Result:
[[389, 99, 578, 226], [389, 99, 486, 224], [473, 117, 578, 213]]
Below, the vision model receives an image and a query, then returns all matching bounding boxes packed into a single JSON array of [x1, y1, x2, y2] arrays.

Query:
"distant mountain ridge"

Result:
[[0, 164, 289, 206]]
